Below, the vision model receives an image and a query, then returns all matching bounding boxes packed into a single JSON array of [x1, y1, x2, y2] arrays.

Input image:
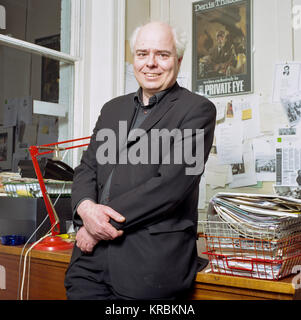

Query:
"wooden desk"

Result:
[[190, 267, 300, 300], [0, 243, 300, 300], [0, 243, 72, 300]]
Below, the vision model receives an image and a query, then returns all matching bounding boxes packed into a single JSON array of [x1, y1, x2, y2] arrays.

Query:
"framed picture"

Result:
[[35, 35, 60, 103], [192, 0, 252, 97], [0, 126, 14, 170]]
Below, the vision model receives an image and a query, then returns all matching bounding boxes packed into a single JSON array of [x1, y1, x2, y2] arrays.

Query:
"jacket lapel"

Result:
[[101, 94, 136, 182], [127, 82, 181, 146]]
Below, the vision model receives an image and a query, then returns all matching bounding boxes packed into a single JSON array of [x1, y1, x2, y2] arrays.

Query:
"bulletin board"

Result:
[[200, 61, 301, 214]]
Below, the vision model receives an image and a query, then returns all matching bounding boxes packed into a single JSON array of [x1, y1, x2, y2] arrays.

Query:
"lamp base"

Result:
[[33, 236, 74, 251]]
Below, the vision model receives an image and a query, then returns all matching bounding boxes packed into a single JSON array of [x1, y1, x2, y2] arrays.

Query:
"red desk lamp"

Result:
[[28, 137, 91, 251]]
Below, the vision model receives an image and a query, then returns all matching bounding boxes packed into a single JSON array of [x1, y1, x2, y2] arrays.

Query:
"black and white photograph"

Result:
[[281, 92, 301, 127], [231, 162, 245, 175], [255, 157, 276, 174], [278, 127, 297, 136]]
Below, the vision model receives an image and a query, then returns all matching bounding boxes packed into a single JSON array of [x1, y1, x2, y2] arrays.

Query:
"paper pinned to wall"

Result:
[[253, 135, 276, 181], [37, 115, 58, 146], [210, 98, 227, 122], [17, 97, 32, 125], [272, 62, 301, 103], [215, 121, 243, 165], [275, 126, 301, 186], [215, 102, 226, 122], [3, 98, 18, 127], [205, 153, 232, 188], [275, 126, 300, 146], [15, 122, 37, 150], [280, 91, 301, 127], [229, 140, 257, 188], [276, 146, 301, 186], [232, 95, 261, 140]]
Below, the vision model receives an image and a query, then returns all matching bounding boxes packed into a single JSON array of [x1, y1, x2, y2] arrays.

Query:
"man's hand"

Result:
[[77, 199, 125, 241], [76, 226, 98, 253]]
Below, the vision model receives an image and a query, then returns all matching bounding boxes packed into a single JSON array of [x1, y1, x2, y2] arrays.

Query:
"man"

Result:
[[207, 30, 235, 76], [64, 21, 216, 300]]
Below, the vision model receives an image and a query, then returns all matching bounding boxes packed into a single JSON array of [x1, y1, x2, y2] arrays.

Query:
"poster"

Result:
[[192, 0, 252, 97]]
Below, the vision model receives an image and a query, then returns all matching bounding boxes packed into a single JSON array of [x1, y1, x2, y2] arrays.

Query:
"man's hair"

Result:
[[216, 30, 225, 38], [129, 21, 187, 59]]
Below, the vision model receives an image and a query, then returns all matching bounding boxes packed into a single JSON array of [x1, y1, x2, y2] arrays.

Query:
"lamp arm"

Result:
[[29, 146, 60, 236], [28, 137, 91, 237]]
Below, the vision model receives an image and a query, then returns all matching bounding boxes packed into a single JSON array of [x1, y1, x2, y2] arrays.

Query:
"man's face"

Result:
[[217, 35, 225, 47], [133, 23, 182, 100]]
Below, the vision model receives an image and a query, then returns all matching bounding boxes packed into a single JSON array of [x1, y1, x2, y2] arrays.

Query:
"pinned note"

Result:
[[242, 108, 252, 120]]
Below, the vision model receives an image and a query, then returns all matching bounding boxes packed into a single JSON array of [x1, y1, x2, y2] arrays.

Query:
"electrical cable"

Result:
[[18, 181, 67, 300], [26, 248, 31, 300], [20, 224, 57, 300], [18, 149, 69, 299], [17, 213, 48, 299]]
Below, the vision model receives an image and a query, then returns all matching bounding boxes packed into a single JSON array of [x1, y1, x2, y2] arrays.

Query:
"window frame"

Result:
[[0, 0, 83, 167], [0, 34, 80, 64]]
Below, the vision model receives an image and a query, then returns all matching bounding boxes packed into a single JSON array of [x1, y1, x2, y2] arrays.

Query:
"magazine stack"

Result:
[[199, 192, 301, 280]]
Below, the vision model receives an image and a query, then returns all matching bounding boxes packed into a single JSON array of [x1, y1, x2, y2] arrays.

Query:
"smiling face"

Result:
[[133, 22, 182, 104]]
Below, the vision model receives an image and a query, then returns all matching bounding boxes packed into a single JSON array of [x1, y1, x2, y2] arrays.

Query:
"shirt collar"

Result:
[[134, 83, 176, 109]]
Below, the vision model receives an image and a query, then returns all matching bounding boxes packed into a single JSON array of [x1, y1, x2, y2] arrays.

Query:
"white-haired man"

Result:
[[65, 21, 216, 300]]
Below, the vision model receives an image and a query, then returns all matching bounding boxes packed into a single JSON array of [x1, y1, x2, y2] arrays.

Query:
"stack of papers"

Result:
[[201, 192, 301, 279], [208, 192, 301, 239]]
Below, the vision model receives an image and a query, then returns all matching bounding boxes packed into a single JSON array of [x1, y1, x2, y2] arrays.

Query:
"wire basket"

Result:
[[3, 180, 72, 198], [199, 220, 301, 280]]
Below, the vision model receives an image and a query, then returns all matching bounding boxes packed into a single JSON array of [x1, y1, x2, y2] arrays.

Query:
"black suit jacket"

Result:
[[71, 83, 216, 299]]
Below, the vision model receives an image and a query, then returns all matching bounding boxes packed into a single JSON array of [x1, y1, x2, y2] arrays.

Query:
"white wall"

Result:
[[79, 0, 125, 137], [293, 0, 301, 59]]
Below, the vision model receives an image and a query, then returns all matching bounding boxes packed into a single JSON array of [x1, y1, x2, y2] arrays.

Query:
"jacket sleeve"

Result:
[[71, 112, 104, 227], [108, 100, 216, 231]]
